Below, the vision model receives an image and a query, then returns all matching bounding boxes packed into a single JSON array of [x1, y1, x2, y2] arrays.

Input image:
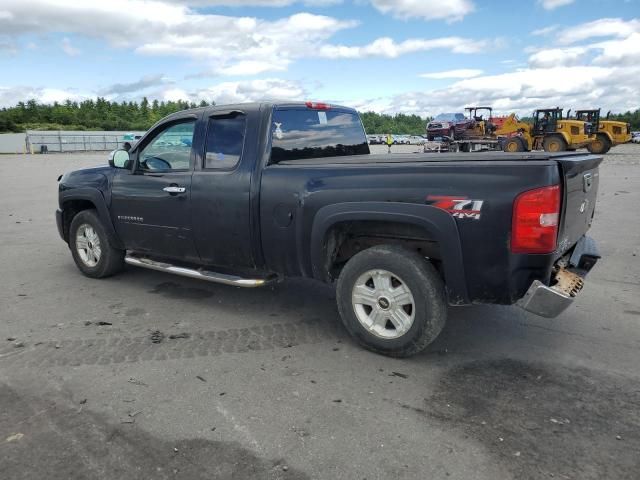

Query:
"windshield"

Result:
[[434, 113, 464, 122]]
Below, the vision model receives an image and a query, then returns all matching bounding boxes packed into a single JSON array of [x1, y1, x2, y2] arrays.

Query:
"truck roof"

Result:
[[162, 101, 358, 120]]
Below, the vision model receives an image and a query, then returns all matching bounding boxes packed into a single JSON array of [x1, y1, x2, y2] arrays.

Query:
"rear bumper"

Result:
[[517, 279, 576, 318], [517, 236, 599, 318]]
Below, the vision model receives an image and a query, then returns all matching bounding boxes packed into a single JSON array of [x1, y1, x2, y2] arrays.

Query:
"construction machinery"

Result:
[[499, 108, 593, 153], [463, 106, 497, 137], [573, 108, 632, 154]]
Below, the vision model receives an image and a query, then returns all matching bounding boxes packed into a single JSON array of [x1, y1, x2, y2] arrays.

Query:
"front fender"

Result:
[[59, 187, 123, 249], [310, 202, 469, 305]]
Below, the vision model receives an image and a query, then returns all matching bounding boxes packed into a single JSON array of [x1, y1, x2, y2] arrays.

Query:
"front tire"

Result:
[[336, 245, 447, 357], [69, 209, 124, 278], [543, 135, 567, 152]]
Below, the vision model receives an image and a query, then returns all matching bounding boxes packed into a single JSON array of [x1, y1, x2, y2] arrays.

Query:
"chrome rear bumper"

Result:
[[517, 278, 577, 318]]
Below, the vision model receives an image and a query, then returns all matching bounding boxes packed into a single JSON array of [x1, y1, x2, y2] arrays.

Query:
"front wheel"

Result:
[[69, 209, 124, 278], [543, 135, 567, 152], [336, 245, 447, 357]]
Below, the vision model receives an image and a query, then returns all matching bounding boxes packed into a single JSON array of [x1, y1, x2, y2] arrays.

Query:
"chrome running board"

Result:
[[124, 255, 272, 288]]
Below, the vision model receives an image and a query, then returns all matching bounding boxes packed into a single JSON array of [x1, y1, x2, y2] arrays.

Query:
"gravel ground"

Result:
[[1, 144, 639, 480]]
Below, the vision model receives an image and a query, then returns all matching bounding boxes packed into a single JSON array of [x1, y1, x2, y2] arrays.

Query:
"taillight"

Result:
[[305, 101, 331, 110], [511, 185, 561, 254]]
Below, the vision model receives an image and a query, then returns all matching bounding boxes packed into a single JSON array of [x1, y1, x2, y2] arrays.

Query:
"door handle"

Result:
[[163, 186, 186, 193]]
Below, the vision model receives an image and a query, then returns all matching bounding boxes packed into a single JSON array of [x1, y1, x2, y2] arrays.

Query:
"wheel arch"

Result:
[[310, 202, 470, 305], [61, 188, 123, 249]]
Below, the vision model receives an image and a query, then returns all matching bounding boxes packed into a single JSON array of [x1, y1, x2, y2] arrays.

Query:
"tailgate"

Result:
[[555, 154, 603, 257]]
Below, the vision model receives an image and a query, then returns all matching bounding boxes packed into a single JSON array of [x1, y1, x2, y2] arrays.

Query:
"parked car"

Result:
[[56, 101, 601, 357], [426, 113, 472, 140], [407, 135, 426, 145]]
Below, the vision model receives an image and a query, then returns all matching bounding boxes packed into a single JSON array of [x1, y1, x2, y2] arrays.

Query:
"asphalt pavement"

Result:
[[1, 144, 639, 479]]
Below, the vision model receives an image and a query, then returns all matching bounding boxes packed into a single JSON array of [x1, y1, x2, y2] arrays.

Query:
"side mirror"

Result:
[[109, 149, 131, 169]]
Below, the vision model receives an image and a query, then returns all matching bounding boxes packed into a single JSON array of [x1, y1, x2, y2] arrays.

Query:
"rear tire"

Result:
[[503, 137, 524, 152], [336, 245, 447, 357], [587, 133, 611, 154], [543, 135, 567, 152], [69, 209, 124, 278]]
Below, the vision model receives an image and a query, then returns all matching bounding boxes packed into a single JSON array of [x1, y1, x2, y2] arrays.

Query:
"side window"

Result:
[[139, 120, 195, 171], [204, 115, 246, 170], [270, 108, 369, 163]]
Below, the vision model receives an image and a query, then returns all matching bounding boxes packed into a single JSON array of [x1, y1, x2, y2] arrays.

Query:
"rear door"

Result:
[[110, 117, 200, 261], [190, 110, 257, 269], [555, 154, 603, 256]]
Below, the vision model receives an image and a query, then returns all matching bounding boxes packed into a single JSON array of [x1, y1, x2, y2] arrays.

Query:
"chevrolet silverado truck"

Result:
[[56, 101, 601, 357]]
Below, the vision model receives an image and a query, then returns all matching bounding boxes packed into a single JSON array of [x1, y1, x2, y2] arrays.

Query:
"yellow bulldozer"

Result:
[[571, 108, 632, 154], [499, 108, 593, 153]]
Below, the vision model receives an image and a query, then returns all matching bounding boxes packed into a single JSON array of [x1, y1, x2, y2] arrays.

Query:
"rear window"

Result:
[[270, 108, 369, 163]]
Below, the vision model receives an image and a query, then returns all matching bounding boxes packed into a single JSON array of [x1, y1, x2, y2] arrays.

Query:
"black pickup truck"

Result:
[[56, 101, 601, 357]]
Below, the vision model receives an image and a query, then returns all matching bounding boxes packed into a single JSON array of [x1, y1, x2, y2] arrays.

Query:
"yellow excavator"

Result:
[[499, 108, 593, 153], [571, 108, 632, 154]]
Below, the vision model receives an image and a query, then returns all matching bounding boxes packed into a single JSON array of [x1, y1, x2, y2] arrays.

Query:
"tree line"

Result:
[[0, 97, 638, 134]]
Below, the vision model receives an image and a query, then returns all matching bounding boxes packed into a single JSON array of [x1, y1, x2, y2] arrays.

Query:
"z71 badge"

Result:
[[426, 195, 484, 220]]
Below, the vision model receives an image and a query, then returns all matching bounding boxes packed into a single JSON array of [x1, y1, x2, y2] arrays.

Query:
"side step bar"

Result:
[[124, 256, 273, 288]]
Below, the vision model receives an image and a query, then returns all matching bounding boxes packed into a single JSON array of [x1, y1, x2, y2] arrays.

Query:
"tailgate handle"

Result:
[[583, 173, 593, 192]]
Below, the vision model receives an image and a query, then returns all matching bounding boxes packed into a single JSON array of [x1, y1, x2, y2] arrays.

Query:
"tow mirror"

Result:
[[109, 149, 131, 169]]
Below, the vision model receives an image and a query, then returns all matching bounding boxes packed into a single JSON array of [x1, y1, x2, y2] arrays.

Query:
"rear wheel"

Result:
[[543, 135, 567, 152], [587, 133, 611, 154], [503, 137, 524, 152], [69, 209, 124, 278], [336, 245, 447, 357]]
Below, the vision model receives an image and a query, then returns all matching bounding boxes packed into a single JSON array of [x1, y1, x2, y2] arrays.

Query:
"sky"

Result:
[[1, 0, 639, 116]]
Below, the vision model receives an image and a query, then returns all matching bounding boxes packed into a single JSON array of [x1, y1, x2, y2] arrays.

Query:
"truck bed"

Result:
[[276, 151, 592, 165]]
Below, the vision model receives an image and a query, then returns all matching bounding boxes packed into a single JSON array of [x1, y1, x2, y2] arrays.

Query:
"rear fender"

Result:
[[310, 202, 470, 305]]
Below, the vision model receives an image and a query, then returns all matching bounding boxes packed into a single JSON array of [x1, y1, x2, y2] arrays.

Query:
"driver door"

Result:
[[110, 118, 200, 262]]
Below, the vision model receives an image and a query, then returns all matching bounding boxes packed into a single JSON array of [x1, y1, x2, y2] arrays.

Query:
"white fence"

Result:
[[24, 130, 146, 153], [0, 133, 27, 154]]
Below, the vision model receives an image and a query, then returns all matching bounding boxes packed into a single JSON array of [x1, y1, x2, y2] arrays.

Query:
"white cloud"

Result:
[[420, 69, 483, 79], [0, 0, 493, 76], [538, 0, 574, 10], [319, 36, 486, 58], [344, 63, 640, 117], [369, 0, 475, 22], [591, 32, 640, 66], [61, 37, 80, 56], [180, 0, 342, 5], [191, 78, 307, 104], [0, 86, 91, 107], [556, 17, 640, 44], [0, 1, 355, 75], [161, 88, 190, 102], [531, 25, 559, 36], [528, 47, 588, 68]]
